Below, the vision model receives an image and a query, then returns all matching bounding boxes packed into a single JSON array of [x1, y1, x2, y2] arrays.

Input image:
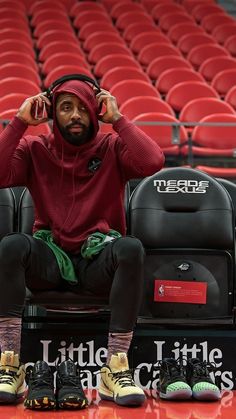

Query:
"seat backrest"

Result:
[[129, 167, 234, 249], [0, 188, 15, 239], [217, 178, 236, 226], [18, 188, 34, 234], [179, 97, 235, 124]]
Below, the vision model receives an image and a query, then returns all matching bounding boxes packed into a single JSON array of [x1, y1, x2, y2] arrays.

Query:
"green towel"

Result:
[[81, 230, 122, 259], [33, 229, 78, 284]]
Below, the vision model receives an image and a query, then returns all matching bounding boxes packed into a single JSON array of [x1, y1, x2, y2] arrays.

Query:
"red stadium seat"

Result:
[[0, 39, 35, 58], [36, 30, 77, 50], [190, 113, 236, 158], [116, 11, 152, 31], [182, 0, 216, 14], [168, 22, 204, 44], [119, 96, 175, 119], [0, 0, 26, 11], [78, 21, 116, 41], [156, 68, 204, 95], [179, 97, 235, 127], [110, 80, 160, 106], [100, 67, 150, 91], [166, 81, 219, 113], [177, 33, 216, 56], [151, 3, 185, 22], [69, 1, 106, 17], [137, 42, 181, 67], [41, 53, 89, 76], [212, 69, 236, 98], [187, 44, 229, 69], [111, 2, 145, 20], [147, 56, 192, 81], [29, 0, 66, 15], [159, 12, 194, 33], [0, 63, 40, 86], [212, 23, 236, 45], [132, 112, 188, 157], [38, 41, 83, 62], [73, 11, 111, 30], [224, 35, 236, 58], [225, 86, 236, 110], [130, 31, 170, 54], [0, 28, 33, 44], [0, 51, 38, 71], [0, 77, 40, 96], [195, 166, 236, 179], [0, 93, 29, 114], [140, 0, 174, 13], [43, 66, 93, 88], [83, 31, 122, 52], [31, 9, 68, 27], [199, 56, 236, 82], [123, 22, 155, 43], [0, 7, 27, 21], [191, 3, 226, 23], [0, 18, 29, 32], [94, 54, 141, 78], [88, 42, 131, 65], [34, 20, 72, 38], [201, 13, 235, 34]]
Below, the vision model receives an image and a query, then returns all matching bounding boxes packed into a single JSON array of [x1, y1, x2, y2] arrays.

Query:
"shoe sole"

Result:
[[24, 396, 56, 410], [193, 390, 221, 401], [99, 390, 146, 406], [58, 397, 88, 410], [0, 390, 25, 404], [159, 389, 192, 400]]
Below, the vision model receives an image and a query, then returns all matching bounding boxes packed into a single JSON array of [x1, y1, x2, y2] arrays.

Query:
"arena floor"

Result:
[[0, 389, 235, 418]]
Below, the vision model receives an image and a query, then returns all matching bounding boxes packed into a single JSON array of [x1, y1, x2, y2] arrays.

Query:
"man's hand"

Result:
[[96, 89, 123, 124], [16, 93, 51, 126]]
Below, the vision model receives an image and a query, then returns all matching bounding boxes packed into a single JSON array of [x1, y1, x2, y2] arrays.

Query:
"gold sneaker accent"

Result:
[[0, 351, 25, 404], [98, 352, 146, 406]]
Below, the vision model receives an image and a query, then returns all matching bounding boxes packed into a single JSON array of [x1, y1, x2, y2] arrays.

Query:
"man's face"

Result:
[[56, 93, 93, 145]]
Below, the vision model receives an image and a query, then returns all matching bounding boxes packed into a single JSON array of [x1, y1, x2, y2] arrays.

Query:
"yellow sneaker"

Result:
[[98, 352, 146, 406], [0, 351, 25, 404]]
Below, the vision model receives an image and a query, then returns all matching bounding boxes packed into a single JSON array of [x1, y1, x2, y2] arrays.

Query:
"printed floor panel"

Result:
[[0, 389, 235, 419]]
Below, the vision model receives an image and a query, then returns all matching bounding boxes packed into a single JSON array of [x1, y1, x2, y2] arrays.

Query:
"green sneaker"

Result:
[[157, 358, 192, 400], [0, 351, 25, 404], [186, 358, 221, 401], [99, 352, 146, 406]]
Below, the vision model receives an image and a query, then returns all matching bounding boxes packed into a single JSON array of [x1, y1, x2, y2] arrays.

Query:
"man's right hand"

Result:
[[16, 93, 52, 125]]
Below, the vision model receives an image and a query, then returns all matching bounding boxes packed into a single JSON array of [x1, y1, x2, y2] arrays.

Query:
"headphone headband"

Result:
[[46, 73, 101, 98]]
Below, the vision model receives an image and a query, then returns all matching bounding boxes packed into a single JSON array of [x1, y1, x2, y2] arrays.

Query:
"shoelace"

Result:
[[191, 361, 215, 378], [155, 358, 186, 382], [108, 369, 136, 388], [26, 367, 53, 389], [0, 369, 17, 385], [59, 374, 83, 389]]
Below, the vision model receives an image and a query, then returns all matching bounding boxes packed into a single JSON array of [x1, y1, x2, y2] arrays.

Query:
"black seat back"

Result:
[[129, 167, 235, 324]]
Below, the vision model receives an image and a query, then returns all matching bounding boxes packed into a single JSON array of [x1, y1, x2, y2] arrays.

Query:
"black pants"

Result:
[[0, 233, 145, 332]]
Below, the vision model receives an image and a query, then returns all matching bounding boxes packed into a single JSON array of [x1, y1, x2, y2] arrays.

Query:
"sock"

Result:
[[0, 317, 22, 355], [107, 331, 133, 364]]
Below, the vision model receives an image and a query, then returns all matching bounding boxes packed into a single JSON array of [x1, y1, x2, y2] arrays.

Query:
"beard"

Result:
[[58, 120, 94, 146]]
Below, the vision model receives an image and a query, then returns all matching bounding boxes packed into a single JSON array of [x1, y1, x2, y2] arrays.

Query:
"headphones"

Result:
[[45, 73, 101, 118]]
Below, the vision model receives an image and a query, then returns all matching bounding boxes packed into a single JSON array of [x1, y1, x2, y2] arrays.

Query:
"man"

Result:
[[0, 76, 165, 408]]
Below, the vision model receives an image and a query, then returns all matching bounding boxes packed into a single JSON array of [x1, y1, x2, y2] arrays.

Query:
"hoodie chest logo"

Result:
[[88, 158, 102, 173]]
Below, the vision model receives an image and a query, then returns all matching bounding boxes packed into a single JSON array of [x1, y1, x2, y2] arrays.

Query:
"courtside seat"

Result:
[[128, 167, 235, 325], [16, 185, 130, 322]]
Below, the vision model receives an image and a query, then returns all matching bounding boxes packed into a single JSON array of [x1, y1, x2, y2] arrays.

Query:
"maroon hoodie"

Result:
[[0, 80, 165, 254]]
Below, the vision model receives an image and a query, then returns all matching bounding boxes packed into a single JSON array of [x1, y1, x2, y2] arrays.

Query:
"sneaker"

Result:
[[0, 351, 25, 404], [56, 359, 88, 410], [99, 352, 146, 406], [24, 360, 56, 410], [157, 358, 192, 400], [186, 358, 221, 401]]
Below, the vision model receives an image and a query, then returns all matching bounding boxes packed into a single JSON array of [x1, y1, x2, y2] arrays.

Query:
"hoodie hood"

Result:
[[51, 79, 100, 154]]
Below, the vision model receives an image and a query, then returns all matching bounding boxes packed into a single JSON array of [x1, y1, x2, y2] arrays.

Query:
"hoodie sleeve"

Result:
[[0, 116, 30, 187], [112, 116, 165, 180]]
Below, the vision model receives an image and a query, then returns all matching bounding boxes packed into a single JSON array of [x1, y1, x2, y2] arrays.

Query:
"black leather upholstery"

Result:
[[129, 167, 236, 323]]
